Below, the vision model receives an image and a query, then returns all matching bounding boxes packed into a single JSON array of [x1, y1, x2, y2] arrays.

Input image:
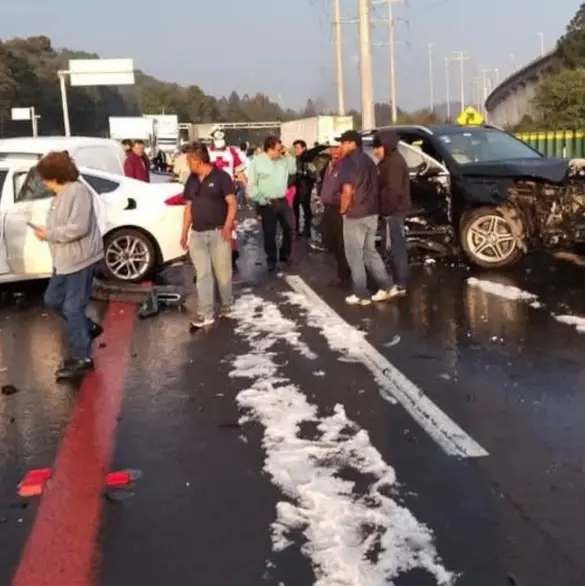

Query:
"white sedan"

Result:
[[0, 162, 187, 283]]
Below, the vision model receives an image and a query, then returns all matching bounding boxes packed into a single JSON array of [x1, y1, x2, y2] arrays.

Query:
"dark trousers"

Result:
[[258, 198, 293, 266], [44, 264, 97, 360], [381, 213, 409, 287], [321, 204, 351, 281], [293, 182, 313, 236]]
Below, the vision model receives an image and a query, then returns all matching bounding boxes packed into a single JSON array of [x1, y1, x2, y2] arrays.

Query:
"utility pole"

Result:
[[480, 68, 490, 117], [494, 68, 500, 85], [357, 0, 375, 129], [538, 32, 544, 57], [373, 0, 402, 124], [333, 0, 345, 115], [450, 51, 470, 113], [425, 43, 435, 113], [444, 56, 451, 121]]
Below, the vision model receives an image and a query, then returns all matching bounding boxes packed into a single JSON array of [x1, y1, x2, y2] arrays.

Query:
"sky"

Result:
[[0, 0, 580, 113]]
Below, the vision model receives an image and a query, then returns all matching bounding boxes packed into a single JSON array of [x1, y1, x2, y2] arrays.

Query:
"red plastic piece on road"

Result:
[[105, 471, 131, 488], [18, 469, 52, 498]]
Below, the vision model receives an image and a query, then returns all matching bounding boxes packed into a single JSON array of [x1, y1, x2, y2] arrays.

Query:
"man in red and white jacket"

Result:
[[208, 126, 246, 180]]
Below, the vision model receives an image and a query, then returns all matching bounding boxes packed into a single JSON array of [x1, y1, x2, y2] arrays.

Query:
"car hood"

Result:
[[458, 158, 569, 184]]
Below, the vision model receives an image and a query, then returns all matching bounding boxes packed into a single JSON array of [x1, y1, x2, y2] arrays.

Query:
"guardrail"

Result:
[[515, 131, 585, 158]]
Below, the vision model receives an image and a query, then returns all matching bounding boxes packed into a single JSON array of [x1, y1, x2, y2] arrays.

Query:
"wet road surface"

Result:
[[1, 219, 585, 585]]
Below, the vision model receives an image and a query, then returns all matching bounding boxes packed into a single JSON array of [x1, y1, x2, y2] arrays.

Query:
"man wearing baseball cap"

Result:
[[337, 130, 393, 305], [318, 137, 351, 286]]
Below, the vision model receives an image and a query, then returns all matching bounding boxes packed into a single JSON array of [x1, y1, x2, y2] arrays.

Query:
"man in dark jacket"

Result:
[[318, 139, 351, 286], [124, 140, 150, 182], [293, 140, 316, 238], [372, 130, 410, 295]]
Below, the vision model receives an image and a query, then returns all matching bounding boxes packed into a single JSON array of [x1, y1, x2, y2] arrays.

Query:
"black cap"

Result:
[[372, 134, 383, 148], [338, 130, 363, 146]]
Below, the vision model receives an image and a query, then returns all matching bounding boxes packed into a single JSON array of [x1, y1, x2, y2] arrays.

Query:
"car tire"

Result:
[[101, 228, 157, 283], [460, 207, 524, 269]]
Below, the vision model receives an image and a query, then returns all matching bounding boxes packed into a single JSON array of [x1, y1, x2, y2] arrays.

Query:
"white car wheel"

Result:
[[461, 208, 523, 269], [102, 228, 156, 282]]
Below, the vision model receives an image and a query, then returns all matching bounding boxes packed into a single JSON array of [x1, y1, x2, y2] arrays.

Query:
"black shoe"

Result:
[[89, 322, 103, 340], [267, 263, 277, 273], [56, 358, 94, 381]]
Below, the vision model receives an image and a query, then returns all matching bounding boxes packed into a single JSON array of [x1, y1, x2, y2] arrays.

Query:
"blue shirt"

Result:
[[338, 149, 380, 218]]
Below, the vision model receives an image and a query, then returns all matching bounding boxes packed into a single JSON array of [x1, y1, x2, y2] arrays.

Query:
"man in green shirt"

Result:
[[247, 136, 297, 271]]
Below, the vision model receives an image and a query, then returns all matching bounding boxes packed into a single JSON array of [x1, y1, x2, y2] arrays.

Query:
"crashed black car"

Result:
[[352, 124, 585, 269]]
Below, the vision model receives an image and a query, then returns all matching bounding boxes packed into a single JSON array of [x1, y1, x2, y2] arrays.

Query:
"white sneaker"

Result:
[[189, 317, 215, 330], [389, 285, 407, 297], [345, 294, 372, 306], [371, 289, 392, 302]]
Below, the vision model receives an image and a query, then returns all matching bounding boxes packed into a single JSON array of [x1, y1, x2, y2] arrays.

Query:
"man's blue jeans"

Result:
[[189, 228, 233, 319], [44, 264, 97, 360], [381, 213, 409, 287], [343, 214, 391, 297]]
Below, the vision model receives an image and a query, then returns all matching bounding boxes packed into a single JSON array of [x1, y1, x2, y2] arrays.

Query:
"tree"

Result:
[[556, 2, 585, 69], [534, 68, 585, 128]]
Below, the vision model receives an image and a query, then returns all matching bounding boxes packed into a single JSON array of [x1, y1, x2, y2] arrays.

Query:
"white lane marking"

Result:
[[284, 275, 488, 459], [229, 293, 458, 585]]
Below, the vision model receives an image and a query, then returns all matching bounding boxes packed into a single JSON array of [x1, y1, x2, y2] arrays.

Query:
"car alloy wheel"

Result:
[[104, 233, 152, 281], [465, 213, 517, 265]]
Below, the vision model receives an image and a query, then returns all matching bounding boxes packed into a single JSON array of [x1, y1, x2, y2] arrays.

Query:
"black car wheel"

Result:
[[460, 207, 524, 269]]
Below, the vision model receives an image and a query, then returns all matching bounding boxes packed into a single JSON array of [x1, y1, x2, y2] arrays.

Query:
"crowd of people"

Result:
[[28, 126, 411, 379]]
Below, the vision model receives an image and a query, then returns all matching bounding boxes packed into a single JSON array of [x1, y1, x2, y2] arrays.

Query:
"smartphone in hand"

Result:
[[26, 222, 37, 230]]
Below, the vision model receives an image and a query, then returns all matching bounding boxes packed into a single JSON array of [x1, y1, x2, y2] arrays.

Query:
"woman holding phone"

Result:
[[32, 151, 104, 381]]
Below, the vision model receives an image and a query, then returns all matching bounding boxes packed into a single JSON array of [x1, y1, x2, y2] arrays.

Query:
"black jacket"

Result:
[[376, 131, 410, 216]]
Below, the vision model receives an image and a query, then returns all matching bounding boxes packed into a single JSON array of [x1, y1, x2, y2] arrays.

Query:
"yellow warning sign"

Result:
[[456, 106, 484, 126]]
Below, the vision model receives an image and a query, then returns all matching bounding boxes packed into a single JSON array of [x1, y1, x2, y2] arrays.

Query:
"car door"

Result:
[[3, 166, 54, 276], [0, 169, 12, 275], [396, 141, 451, 230]]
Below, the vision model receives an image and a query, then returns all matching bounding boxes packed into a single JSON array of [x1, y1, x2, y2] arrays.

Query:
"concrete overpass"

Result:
[[485, 49, 557, 128]]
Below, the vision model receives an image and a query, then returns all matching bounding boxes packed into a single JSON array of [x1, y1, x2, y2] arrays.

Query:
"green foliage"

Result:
[[0, 35, 299, 137], [556, 1, 585, 69], [534, 68, 585, 128]]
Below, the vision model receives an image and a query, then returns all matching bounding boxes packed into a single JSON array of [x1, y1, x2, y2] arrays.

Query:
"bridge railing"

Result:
[[515, 130, 585, 158]]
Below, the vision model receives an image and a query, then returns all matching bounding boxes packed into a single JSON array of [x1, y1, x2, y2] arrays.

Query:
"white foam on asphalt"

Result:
[[467, 277, 585, 332], [553, 314, 585, 333], [283, 275, 488, 459], [466, 277, 540, 305], [229, 293, 457, 586]]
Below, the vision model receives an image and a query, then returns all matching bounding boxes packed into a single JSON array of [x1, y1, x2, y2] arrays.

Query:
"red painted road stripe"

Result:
[[12, 302, 136, 586]]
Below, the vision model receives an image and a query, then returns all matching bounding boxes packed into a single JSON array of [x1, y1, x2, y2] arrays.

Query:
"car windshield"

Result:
[[436, 129, 541, 164]]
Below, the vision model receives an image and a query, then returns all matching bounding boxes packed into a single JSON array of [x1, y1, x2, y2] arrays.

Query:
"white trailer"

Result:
[[280, 115, 354, 147], [144, 114, 180, 155], [108, 117, 154, 143]]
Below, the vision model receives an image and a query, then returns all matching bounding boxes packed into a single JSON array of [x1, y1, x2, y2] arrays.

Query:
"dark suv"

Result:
[[360, 124, 585, 269]]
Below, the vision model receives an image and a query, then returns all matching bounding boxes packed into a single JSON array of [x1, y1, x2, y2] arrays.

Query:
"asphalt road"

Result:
[[1, 220, 585, 586]]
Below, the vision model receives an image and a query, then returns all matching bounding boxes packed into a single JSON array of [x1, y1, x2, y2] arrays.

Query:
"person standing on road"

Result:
[[293, 140, 316, 238], [180, 143, 237, 330], [373, 131, 410, 296], [173, 143, 191, 184], [32, 152, 104, 380], [338, 130, 393, 305], [124, 140, 150, 182], [318, 139, 351, 287], [247, 136, 297, 271], [121, 139, 132, 154]]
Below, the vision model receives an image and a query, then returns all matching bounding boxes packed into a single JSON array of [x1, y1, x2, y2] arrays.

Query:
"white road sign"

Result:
[[11, 108, 31, 121], [69, 58, 135, 87]]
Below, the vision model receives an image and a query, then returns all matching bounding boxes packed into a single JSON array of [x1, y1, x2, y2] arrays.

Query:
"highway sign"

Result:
[[11, 108, 31, 121], [69, 59, 135, 87], [456, 106, 484, 126]]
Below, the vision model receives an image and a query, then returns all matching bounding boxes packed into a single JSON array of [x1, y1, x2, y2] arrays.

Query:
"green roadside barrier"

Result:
[[514, 129, 585, 158]]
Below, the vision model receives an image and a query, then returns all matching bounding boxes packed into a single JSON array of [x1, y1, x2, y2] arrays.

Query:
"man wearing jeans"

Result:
[[180, 143, 237, 330], [338, 130, 392, 306], [373, 130, 410, 296]]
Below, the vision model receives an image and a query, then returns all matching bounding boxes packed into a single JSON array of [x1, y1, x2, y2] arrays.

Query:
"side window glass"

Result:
[[397, 143, 426, 171], [81, 173, 119, 194], [16, 168, 52, 202]]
